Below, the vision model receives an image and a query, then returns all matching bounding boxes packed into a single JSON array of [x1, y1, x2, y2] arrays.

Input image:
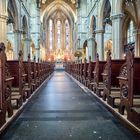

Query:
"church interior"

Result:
[[0, 0, 140, 139]]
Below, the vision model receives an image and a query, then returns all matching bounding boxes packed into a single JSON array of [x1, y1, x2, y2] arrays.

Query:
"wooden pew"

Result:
[[82, 59, 89, 85], [117, 48, 140, 128], [7, 51, 27, 109], [23, 54, 32, 97], [36, 58, 42, 85], [101, 50, 125, 107], [0, 44, 5, 126], [86, 57, 95, 89], [0, 43, 14, 127], [39, 61, 43, 82], [76, 60, 81, 81], [73, 62, 77, 79], [75, 62, 79, 80], [93, 54, 106, 96], [31, 57, 37, 91], [79, 60, 84, 83], [36, 58, 41, 86]]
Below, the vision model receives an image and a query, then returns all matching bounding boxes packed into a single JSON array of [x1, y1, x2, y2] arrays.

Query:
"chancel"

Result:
[[0, 0, 140, 140]]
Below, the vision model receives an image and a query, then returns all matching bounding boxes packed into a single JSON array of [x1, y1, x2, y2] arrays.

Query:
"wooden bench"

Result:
[[7, 51, 27, 109], [31, 57, 37, 91], [93, 54, 106, 96], [23, 54, 32, 97], [0, 43, 14, 127], [36, 59, 41, 86], [82, 59, 89, 85], [79, 60, 84, 83], [117, 47, 140, 128], [101, 50, 125, 107], [86, 57, 95, 89]]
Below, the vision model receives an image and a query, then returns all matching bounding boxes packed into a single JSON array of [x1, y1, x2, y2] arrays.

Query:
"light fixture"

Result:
[[71, 0, 76, 4]]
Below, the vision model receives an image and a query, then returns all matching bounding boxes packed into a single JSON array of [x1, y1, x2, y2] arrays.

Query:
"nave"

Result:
[[0, 71, 137, 140]]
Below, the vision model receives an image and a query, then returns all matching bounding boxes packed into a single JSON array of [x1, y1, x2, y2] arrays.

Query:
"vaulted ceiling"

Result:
[[41, 0, 76, 27], [41, 0, 76, 12]]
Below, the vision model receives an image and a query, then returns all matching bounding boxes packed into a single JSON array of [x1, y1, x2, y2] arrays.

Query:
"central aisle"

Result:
[[1, 71, 137, 140]]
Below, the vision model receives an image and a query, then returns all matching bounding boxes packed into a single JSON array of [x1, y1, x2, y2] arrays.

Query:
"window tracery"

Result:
[[49, 19, 53, 50], [65, 19, 69, 49], [127, 20, 135, 43]]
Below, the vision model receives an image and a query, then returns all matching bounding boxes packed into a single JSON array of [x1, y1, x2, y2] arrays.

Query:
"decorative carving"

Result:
[[110, 13, 124, 20], [121, 84, 128, 98], [103, 77, 108, 87], [5, 86, 11, 100], [119, 64, 127, 78]]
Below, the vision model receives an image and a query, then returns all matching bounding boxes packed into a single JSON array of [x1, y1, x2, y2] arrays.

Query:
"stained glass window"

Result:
[[65, 19, 69, 49], [127, 20, 135, 43], [49, 19, 53, 50], [57, 20, 61, 48]]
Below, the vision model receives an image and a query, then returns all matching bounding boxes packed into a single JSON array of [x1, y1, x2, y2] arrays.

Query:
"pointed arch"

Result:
[[41, 0, 76, 24], [7, 0, 19, 30]]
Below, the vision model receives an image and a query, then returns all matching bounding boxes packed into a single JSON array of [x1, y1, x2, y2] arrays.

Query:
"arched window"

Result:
[[49, 19, 53, 50], [65, 19, 69, 49], [127, 20, 135, 43], [57, 20, 61, 48], [104, 23, 112, 42]]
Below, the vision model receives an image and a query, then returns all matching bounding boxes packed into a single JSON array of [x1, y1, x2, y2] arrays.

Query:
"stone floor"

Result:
[[0, 71, 138, 140]]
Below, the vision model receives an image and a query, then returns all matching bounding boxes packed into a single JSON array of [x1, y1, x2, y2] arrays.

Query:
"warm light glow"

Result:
[[123, 54, 126, 58]]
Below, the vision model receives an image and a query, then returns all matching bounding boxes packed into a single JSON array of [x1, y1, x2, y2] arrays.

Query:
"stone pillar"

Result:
[[35, 48, 40, 61], [63, 21, 66, 49], [88, 36, 96, 61], [69, 24, 72, 51], [111, 13, 124, 59], [52, 20, 55, 50], [47, 21, 50, 51], [45, 25, 48, 58], [0, 0, 7, 44], [95, 29, 104, 60], [134, 29, 140, 57], [36, 8, 40, 60], [61, 21, 63, 49], [13, 30, 22, 59], [23, 38, 31, 61], [55, 20, 58, 49]]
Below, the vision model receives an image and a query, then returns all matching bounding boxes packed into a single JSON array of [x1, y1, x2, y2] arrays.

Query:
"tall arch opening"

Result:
[[41, 1, 75, 63]]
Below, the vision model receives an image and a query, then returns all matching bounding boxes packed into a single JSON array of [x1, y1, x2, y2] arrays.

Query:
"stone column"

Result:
[[69, 24, 72, 51], [36, 8, 41, 60], [23, 38, 31, 61], [45, 25, 48, 58], [35, 48, 40, 61], [111, 13, 124, 59], [47, 21, 50, 51], [61, 20, 64, 49], [55, 20, 58, 49], [134, 29, 140, 57], [88, 36, 96, 61], [63, 20, 66, 49], [13, 30, 22, 59], [95, 29, 104, 60], [52, 20, 55, 50], [0, 0, 7, 44]]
